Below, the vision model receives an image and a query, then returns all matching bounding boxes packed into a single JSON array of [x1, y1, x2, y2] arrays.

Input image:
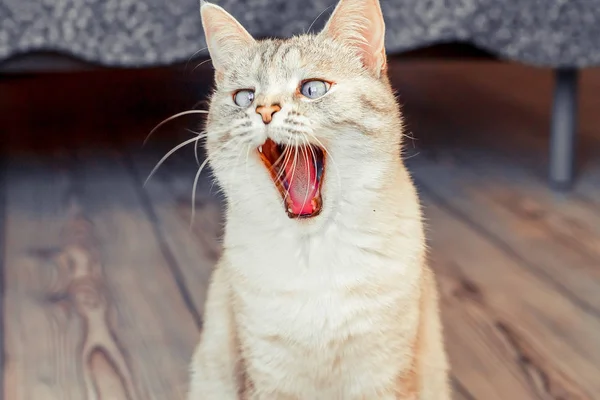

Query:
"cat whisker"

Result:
[[273, 145, 289, 192], [306, 132, 342, 191], [274, 140, 293, 184], [283, 136, 300, 204], [305, 134, 319, 171], [145, 135, 205, 186], [271, 150, 287, 170], [402, 151, 420, 161], [185, 46, 209, 70], [191, 131, 207, 166], [269, 143, 291, 179], [402, 131, 418, 149], [182, 128, 208, 166], [299, 136, 311, 218], [190, 138, 245, 227], [193, 58, 214, 73], [305, 134, 321, 210], [190, 99, 209, 110], [144, 110, 209, 146], [195, 139, 202, 166], [191, 157, 211, 229], [306, 5, 335, 33]]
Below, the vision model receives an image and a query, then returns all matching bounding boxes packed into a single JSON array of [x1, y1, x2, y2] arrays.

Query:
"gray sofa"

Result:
[[2, 0, 599, 188]]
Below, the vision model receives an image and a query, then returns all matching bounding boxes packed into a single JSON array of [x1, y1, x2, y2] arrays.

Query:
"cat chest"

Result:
[[229, 248, 418, 348], [234, 280, 414, 344], [233, 285, 418, 397], [238, 287, 379, 339]]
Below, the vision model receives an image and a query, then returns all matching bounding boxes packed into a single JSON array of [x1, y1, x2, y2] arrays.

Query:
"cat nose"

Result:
[[255, 104, 281, 124]]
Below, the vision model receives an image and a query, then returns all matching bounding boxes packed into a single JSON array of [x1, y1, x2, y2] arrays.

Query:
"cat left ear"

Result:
[[321, 0, 387, 77], [200, 1, 255, 75]]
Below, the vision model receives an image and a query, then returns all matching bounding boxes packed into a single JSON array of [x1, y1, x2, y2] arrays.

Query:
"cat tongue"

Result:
[[284, 149, 318, 215]]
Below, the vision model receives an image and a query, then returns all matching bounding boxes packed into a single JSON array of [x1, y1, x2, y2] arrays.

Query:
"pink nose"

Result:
[[256, 104, 281, 124]]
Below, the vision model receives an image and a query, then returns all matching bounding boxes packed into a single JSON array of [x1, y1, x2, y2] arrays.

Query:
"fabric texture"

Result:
[[1, 0, 599, 69]]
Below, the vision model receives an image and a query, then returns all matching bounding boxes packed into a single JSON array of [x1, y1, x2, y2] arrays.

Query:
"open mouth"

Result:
[[257, 138, 325, 219]]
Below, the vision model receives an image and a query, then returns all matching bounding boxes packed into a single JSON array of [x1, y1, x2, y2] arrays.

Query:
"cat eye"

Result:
[[233, 89, 255, 107], [300, 80, 330, 99]]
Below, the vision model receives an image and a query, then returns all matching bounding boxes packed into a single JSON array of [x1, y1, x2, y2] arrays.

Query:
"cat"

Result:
[[187, 0, 450, 398]]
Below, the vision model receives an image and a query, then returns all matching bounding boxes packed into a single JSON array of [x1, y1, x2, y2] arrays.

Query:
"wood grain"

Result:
[[2, 153, 200, 400], [126, 148, 224, 316], [408, 153, 600, 317], [422, 197, 600, 399]]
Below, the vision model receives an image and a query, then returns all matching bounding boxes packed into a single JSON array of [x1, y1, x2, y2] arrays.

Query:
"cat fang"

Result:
[[257, 138, 325, 219]]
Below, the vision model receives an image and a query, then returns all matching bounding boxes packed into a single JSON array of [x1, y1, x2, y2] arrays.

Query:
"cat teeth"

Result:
[[259, 145, 263, 153]]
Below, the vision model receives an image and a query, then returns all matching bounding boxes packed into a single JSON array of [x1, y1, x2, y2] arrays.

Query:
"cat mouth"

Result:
[[257, 138, 325, 219]]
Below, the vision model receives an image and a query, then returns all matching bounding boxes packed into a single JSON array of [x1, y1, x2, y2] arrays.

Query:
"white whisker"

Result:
[[270, 145, 289, 171], [144, 110, 209, 146], [266, 143, 291, 187], [183, 128, 207, 166], [306, 135, 320, 201], [185, 46, 209, 70], [190, 156, 211, 228], [145, 136, 201, 186], [274, 140, 293, 184], [190, 138, 244, 226], [306, 5, 335, 33], [193, 58, 214, 73], [185, 128, 205, 136], [306, 136, 319, 172], [194, 141, 201, 166], [193, 134, 205, 166], [284, 136, 300, 204], [299, 137, 311, 217], [307, 132, 342, 191], [402, 151, 421, 161]]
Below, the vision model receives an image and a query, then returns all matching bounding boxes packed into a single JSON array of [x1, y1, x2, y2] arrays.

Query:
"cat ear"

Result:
[[200, 1, 255, 74], [321, 0, 387, 76]]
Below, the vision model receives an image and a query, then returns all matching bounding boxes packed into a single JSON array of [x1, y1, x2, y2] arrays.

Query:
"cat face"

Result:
[[201, 0, 403, 227]]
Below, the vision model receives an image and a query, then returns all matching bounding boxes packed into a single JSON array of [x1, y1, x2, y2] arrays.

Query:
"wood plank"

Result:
[[423, 197, 599, 399], [444, 150, 600, 262], [451, 379, 476, 400], [126, 148, 224, 315], [407, 152, 600, 317], [3, 152, 199, 400]]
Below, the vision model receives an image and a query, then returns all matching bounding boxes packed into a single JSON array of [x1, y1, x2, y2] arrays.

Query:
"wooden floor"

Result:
[[2, 60, 600, 399]]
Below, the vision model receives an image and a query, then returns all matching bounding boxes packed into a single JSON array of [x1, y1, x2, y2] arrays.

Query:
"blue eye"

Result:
[[234, 90, 255, 107], [300, 80, 330, 99]]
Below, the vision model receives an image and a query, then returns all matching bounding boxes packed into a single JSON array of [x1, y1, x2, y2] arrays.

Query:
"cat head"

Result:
[[200, 0, 404, 230]]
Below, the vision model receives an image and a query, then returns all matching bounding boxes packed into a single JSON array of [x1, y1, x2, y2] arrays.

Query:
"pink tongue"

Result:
[[284, 149, 318, 215]]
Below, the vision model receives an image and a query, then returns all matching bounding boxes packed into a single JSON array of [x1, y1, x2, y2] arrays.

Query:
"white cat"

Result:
[[187, 0, 450, 398]]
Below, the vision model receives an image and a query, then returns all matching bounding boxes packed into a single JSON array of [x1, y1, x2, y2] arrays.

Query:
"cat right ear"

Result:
[[321, 0, 387, 77], [200, 1, 255, 77]]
